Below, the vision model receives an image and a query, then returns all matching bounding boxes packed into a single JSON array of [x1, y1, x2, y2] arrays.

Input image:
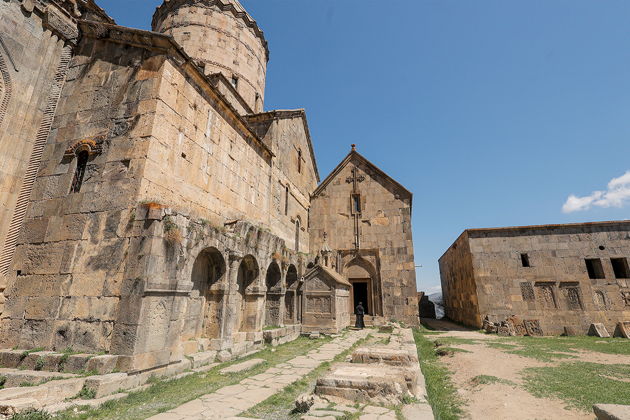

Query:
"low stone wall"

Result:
[[0, 323, 305, 415], [263, 324, 302, 347]]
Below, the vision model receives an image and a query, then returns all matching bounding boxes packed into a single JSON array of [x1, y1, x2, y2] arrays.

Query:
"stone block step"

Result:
[[220, 358, 265, 374], [315, 363, 415, 404], [352, 346, 418, 367], [593, 404, 630, 420], [0, 368, 77, 388], [0, 350, 118, 374]]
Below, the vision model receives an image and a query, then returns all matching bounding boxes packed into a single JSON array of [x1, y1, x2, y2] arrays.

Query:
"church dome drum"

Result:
[[152, 0, 269, 112]]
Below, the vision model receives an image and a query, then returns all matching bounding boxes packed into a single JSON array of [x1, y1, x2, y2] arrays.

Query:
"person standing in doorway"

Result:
[[355, 302, 365, 329]]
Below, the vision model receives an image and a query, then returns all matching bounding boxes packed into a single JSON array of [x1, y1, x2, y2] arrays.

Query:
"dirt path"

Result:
[[422, 319, 597, 420]]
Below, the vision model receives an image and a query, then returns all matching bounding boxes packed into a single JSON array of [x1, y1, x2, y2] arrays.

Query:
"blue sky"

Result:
[[99, 0, 630, 294]]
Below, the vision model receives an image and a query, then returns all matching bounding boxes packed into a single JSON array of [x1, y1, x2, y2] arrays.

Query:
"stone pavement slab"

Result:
[[147, 329, 370, 420]]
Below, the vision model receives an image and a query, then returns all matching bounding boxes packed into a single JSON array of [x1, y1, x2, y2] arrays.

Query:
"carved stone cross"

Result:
[[345, 167, 365, 193]]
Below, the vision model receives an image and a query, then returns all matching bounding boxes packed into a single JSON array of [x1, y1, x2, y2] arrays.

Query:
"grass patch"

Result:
[[241, 334, 371, 419], [413, 327, 464, 420], [523, 362, 630, 412], [470, 375, 515, 387], [434, 337, 479, 347], [495, 335, 630, 357], [262, 326, 281, 331], [0, 375, 6, 389], [9, 409, 53, 420], [53, 335, 334, 420], [73, 386, 97, 400]]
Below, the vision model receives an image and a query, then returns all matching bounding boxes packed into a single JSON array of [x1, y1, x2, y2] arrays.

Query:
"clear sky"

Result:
[[98, 0, 630, 295]]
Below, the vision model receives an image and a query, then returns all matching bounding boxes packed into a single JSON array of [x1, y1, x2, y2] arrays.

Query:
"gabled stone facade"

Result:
[[309, 147, 419, 326], [440, 221, 630, 335]]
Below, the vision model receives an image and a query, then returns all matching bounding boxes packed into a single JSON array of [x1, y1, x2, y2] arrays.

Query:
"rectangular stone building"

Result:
[[439, 221, 630, 335]]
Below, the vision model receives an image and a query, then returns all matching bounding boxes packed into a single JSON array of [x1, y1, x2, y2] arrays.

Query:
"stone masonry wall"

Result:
[[0, 0, 77, 310], [438, 232, 480, 327], [246, 111, 318, 253], [441, 222, 630, 335], [0, 34, 158, 352], [310, 153, 419, 325]]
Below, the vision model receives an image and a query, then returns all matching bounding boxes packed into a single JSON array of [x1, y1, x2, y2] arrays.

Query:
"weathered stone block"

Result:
[[85, 355, 118, 374], [593, 404, 630, 420], [589, 323, 611, 338], [613, 322, 630, 339], [188, 351, 217, 369]]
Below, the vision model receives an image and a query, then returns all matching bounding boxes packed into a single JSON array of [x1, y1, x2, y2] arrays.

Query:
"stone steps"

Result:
[[0, 350, 118, 375], [0, 368, 77, 388]]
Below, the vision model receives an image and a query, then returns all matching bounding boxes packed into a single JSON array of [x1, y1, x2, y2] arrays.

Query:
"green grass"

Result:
[[53, 336, 334, 420], [262, 326, 281, 331], [434, 337, 479, 347], [523, 362, 630, 412], [240, 334, 371, 419], [0, 375, 6, 389], [9, 409, 53, 420], [413, 327, 464, 420], [494, 335, 630, 357], [470, 375, 516, 387], [73, 386, 97, 400]]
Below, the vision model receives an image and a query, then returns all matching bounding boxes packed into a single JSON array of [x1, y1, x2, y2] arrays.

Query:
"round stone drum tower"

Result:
[[152, 0, 269, 113]]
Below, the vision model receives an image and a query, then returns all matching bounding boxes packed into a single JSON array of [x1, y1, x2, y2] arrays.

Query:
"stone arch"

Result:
[[188, 247, 226, 339], [284, 264, 299, 324], [344, 257, 382, 317], [264, 261, 282, 327], [237, 255, 260, 332]]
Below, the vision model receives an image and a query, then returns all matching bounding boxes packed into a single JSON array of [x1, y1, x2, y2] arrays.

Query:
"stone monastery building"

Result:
[[0, 0, 418, 372], [440, 221, 630, 337]]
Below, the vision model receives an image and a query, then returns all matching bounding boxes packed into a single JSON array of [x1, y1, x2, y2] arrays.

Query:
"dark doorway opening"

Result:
[[353, 282, 369, 315]]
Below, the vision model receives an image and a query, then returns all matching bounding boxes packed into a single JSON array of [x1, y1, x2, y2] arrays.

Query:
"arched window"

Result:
[[295, 218, 300, 252], [70, 150, 89, 193]]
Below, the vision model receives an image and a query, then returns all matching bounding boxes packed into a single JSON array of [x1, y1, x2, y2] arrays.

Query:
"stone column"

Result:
[[221, 253, 242, 345]]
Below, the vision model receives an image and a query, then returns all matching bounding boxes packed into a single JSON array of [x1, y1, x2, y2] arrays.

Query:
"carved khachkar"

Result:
[[535, 284, 556, 309], [520, 282, 535, 301], [594, 291, 607, 310], [524, 319, 543, 337], [621, 291, 630, 307], [564, 287, 583, 310]]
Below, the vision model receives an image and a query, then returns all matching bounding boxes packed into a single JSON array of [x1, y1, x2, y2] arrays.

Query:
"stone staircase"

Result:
[[314, 325, 434, 419]]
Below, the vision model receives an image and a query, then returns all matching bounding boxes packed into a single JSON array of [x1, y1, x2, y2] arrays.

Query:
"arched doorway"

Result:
[[264, 262, 282, 327], [190, 248, 226, 339], [284, 265, 299, 324], [237, 255, 259, 332], [345, 258, 381, 316]]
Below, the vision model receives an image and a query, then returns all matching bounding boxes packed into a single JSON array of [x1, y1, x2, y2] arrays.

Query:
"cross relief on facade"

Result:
[[346, 166, 365, 193], [346, 166, 365, 249]]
